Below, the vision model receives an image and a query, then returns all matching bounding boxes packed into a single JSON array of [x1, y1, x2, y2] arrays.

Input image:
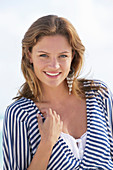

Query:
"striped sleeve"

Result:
[[105, 88, 113, 135], [95, 80, 113, 135], [2, 103, 31, 170]]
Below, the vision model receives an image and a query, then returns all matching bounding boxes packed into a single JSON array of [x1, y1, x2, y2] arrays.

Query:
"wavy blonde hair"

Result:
[[15, 15, 93, 101]]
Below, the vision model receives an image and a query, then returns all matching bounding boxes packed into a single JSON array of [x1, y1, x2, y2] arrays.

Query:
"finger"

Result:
[[37, 114, 43, 126], [48, 109, 58, 120], [53, 110, 60, 120], [53, 110, 57, 115], [60, 121, 63, 131], [61, 120, 63, 128], [57, 114, 60, 120], [52, 109, 58, 117], [40, 108, 48, 118], [48, 108, 53, 117]]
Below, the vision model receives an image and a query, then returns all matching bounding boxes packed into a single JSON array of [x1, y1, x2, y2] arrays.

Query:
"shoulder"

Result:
[[83, 79, 113, 100], [83, 79, 108, 88], [83, 79, 113, 117], [4, 97, 39, 123]]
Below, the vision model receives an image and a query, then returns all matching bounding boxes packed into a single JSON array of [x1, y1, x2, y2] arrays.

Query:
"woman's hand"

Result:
[[28, 108, 62, 170], [37, 108, 63, 147]]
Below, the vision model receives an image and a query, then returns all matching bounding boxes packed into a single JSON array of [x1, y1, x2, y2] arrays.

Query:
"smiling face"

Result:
[[29, 35, 73, 89]]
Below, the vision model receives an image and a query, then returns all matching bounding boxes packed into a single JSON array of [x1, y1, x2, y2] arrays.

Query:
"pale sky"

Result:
[[0, 0, 113, 117]]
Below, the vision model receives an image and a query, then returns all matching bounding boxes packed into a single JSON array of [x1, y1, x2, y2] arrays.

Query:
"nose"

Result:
[[48, 58, 60, 69]]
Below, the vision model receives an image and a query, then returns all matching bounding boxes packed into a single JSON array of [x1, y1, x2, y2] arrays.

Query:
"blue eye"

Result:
[[60, 55, 67, 58], [39, 54, 48, 57]]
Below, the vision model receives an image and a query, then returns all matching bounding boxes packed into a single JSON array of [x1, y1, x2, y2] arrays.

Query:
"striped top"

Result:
[[2, 80, 113, 169]]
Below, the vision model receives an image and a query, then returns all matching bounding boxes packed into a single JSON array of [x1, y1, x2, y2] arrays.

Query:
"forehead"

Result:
[[33, 35, 72, 52]]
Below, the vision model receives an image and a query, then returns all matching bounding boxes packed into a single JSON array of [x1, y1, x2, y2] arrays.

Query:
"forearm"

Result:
[[27, 140, 53, 170]]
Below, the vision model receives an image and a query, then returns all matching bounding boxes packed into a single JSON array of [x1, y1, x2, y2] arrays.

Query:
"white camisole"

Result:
[[60, 131, 87, 160]]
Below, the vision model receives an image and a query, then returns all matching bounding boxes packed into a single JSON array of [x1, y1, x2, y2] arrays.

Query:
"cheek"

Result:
[[61, 60, 72, 76], [32, 60, 41, 74], [33, 59, 44, 69], [63, 59, 72, 68], [33, 60, 48, 78]]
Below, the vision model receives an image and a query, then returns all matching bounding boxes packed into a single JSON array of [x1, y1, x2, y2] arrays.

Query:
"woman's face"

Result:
[[29, 35, 73, 89]]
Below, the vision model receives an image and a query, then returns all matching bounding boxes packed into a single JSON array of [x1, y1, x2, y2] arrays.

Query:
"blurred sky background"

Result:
[[0, 0, 113, 168]]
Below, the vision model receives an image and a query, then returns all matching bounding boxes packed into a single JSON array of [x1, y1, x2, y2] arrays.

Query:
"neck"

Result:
[[41, 82, 69, 104]]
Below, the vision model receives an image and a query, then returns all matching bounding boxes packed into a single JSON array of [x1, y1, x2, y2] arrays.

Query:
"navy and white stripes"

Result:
[[2, 80, 113, 169]]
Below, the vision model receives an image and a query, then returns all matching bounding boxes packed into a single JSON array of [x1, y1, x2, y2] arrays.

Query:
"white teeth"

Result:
[[45, 72, 60, 76]]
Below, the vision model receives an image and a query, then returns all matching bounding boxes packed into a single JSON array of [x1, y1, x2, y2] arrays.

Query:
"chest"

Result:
[[56, 101, 87, 138], [36, 98, 87, 139]]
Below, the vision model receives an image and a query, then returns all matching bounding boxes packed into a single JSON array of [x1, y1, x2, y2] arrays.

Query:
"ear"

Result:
[[28, 50, 33, 63]]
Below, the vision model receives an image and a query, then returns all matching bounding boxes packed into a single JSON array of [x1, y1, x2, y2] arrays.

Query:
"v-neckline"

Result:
[[59, 96, 89, 163]]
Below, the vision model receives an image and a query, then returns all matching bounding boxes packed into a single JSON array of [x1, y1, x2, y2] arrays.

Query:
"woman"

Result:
[[2, 15, 113, 169]]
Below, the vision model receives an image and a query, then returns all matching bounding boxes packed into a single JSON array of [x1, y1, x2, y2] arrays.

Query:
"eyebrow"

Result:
[[37, 50, 71, 54]]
